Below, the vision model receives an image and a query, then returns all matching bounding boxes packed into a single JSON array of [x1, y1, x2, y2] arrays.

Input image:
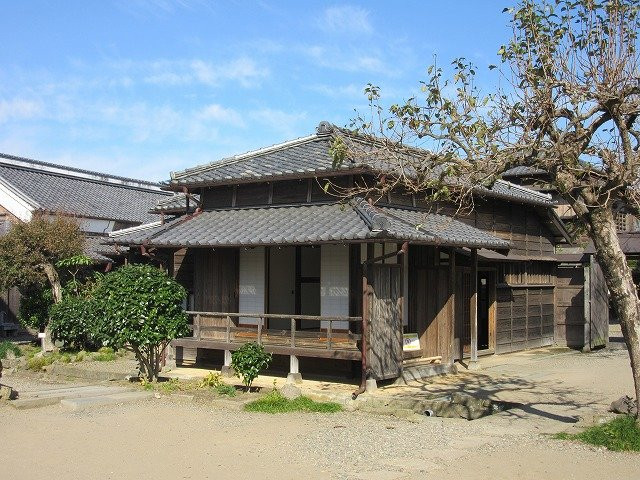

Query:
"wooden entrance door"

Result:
[[455, 268, 495, 357], [588, 259, 609, 349], [367, 263, 403, 380]]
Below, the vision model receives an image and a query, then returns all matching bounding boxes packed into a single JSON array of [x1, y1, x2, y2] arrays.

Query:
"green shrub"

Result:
[[18, 285, 53, 331], [93, 264, 189, 381], [158, 378, 182, 393], [27, 354, 56, 371], [92, 351, 116, 362], [198, 371, 223, 389], [0, 341, 21, 360], [554, 415, 640, 451], [244, 390, 342, 413], [231, 342, 272, 391], [74, 350, 88, 362], [20, 344, 41, 359], [49, 295, 101, 351]]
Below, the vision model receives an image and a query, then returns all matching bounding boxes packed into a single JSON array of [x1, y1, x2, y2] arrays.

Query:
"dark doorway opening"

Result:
[[477, 271, 493, 351]]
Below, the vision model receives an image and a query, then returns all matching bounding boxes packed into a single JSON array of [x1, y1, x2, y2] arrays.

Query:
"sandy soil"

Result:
[[1, 347, 639, 480]]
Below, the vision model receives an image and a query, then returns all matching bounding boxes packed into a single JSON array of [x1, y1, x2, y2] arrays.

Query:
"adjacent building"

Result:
[[0, 152, 173, 322]]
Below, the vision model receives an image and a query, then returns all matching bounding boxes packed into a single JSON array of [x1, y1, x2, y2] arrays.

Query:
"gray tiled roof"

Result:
[[109, 200, 509, 249], [84, 235, 120, 263], [481, 180, 552, 207], [502, 166, 547, 177], [151, 193, 200, 213], [0, 154, 171, 223], [170, 134, 358, 187], [167, 122, 553, 208]]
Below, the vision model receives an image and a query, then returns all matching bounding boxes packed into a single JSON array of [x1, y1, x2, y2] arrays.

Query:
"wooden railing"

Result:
[[184, 311, 362, 353]]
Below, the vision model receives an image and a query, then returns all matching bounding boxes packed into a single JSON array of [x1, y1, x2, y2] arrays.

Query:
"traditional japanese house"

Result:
[[110, 122, 571, 388]]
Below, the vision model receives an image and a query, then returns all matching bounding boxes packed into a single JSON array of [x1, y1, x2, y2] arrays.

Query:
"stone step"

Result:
[[60, 391, 154, 411], [19, 385, 129, 399], [11, 385, 132, 409], [396, 362, 457, 385]]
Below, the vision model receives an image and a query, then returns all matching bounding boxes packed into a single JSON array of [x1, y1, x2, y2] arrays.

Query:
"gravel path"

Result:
[[1, 347, 639, 479]]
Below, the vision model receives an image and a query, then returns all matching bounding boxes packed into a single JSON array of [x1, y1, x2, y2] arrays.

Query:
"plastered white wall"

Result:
[[321, 244, 349, 329]]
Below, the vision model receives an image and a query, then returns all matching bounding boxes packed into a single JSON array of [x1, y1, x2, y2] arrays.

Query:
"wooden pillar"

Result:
[[583, 256, 592, 353], [469, 248, 480, 370], [448, 248, 456, 365]]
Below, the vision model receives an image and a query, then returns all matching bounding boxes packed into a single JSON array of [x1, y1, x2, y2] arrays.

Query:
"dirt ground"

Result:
[[1, 344, 639, 480]]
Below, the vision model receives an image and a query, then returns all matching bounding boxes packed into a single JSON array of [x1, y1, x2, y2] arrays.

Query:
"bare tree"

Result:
[[331, 0, 640, 419]]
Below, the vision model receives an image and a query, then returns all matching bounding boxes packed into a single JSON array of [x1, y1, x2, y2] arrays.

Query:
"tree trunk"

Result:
[[41, 262, 62, 352], [587, 207, 640, 422], [42, 262, 62, 303]]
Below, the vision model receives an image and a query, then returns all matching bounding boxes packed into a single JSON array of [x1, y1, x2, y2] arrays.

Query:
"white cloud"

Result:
[[197, 104, 244, 127], [298, 45, 386, 74], [249, 108, 307, 138], [0, 98, 43, 123], [308, 83, 363, 99], [143, 57, 269, 88], [319, 5, 373, 35]]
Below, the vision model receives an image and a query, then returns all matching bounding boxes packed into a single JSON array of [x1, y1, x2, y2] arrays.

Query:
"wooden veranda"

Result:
[[170, 312, 363, 380]]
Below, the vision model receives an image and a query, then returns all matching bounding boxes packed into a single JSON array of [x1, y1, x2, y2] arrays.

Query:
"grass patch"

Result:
[[91, 347, 116, 362], [27, 354, 56, 371], [216, 383, 236, 397], [0, 341, 22, 360], [554, 415, 640, 451], [23, 346, 120, 370], [244, 390, 342, 414]]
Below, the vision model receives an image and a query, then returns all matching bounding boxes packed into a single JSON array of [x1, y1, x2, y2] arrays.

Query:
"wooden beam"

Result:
[[448, 248, 456, 365], [469, 248, 479, 369], [172, 338, 362, 360]]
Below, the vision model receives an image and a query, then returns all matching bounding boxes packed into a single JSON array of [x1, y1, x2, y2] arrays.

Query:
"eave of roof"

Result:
[[108, 200, 509, 250]]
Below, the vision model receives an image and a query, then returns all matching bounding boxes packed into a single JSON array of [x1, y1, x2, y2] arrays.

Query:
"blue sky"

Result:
[[0, 1, 511, 181]]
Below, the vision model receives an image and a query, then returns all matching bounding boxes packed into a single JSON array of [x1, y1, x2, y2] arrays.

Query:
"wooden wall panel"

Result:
[[173, 248, 194, 292], [368, 264, 403, 380], [409, 245, 454, 363], [201, 186, 233, 209], [236, 183, 269, 207], [272, 179, 309, 205], [496, 285, 555, 353], [193, 248, 239, 312], [555, 265, 585, 348]]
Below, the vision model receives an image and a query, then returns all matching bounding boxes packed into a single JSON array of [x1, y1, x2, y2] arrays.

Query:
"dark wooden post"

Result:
[[448, 248, 456, 365], [469, 248, 480, 370], [583, 257, 592, 353]]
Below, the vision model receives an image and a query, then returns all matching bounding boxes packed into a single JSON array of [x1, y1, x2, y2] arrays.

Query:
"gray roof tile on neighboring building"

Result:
[[84, 235, 119, 263], [0, 154, 171, 224], [110, 200, 509, 249]]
